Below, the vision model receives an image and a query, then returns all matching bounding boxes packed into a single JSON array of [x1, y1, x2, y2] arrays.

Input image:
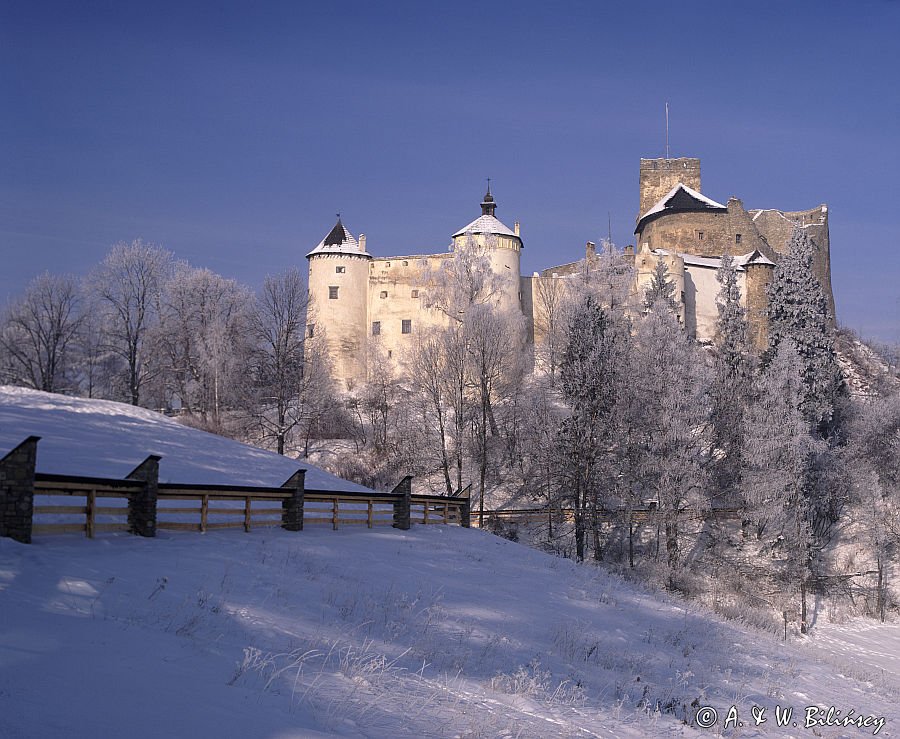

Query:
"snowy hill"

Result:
[[0, 386, 373, 492], [2, 528, 899, 737], [3, 387, 900, 737]]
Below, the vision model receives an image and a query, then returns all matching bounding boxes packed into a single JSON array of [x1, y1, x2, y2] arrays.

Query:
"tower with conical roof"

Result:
[[306, 217, 371, 388], [451, 186, 523, 314]]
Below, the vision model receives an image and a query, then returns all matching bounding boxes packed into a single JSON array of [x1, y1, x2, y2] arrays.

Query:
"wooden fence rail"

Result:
[[0, 436, 471, 543]]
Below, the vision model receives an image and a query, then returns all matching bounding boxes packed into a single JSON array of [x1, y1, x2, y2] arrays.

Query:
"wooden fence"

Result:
[[0, 436, 470, 544]]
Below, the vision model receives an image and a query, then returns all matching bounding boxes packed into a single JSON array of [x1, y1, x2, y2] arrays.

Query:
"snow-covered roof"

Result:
[[676, 250, 775, 270], [306, 219, 370, 258], [452, 214, 520, 240], [636, 183, 727, 232], [681, 254, 737, 270], [737, 249, 776, 267]]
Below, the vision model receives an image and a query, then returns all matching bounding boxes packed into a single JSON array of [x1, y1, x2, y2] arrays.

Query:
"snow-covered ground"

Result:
[[0, 386, 373, 492], [2, 527, 898, 738], [2, 388, 899, 737]]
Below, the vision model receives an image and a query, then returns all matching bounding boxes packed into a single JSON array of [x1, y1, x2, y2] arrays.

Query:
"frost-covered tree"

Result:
[[533, 274, 566, 383], [90, 240, 174, 405], [744, 341, 824, 632], [0, 272, 82, 392], [766, 226, 843, 437], [630, 300, 709, 569], [710, 252, 753, 500], [406, 324, 470, 497], [643, 255, 677, 313], [843, 394, 900, 621], [556, 294, 632, 561], [156, 265, 252, 426], [423, 233, 504, 319]]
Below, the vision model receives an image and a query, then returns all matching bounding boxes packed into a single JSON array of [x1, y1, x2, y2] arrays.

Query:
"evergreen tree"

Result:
[[643, 256, 677, 312], [710, 252, 752, 499], [766, 226, 843, 437], [744, 340, 823, 632], [556, 294, 630, 561], [630, 300, 710, 570]]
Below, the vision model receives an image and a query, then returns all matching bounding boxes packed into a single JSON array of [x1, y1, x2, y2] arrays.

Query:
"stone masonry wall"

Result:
[[749, 206, 834, 322], [639, 158, 701, 217], [0, 437, 39, 544]]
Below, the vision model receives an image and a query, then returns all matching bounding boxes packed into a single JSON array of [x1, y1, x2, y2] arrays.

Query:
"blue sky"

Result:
[[1, 0, 898, 341]]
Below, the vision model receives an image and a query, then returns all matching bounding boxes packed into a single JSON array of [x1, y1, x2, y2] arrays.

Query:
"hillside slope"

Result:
[[2, 526, 899, 738], [0, 386, 373, 492]]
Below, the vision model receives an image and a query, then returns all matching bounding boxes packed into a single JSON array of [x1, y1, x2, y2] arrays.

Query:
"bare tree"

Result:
[[156, 264, 252, 427], [91, 240, 173, 405], [245, 269, 335, 456], [533, 274, 566, 383], [0, 272, 82, 392]]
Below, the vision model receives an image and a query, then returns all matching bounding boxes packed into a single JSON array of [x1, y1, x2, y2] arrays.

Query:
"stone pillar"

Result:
[[459, 494, 471, 529], [391, 476, 412, 530], [126, 455, 160, 537], [281, 469, 306, 531], [0, 436, 40, 544]]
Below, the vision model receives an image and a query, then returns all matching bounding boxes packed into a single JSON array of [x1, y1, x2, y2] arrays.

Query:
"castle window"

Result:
[[380, 290, 388, 299], [328, 286, 339, 299], [335, 265, 346, 274], [385, 262, 391, 268], [307, 324, 315, 338], [402, 260, 408, 266], [411, 289, 419, 298], [401, 319, 412, 334], [697, 231, 705, 241], [372, 321, 381, 336], [735, 233, 742, 245]]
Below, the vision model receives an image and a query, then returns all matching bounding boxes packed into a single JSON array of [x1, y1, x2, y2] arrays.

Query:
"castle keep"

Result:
[[306, 157, 834, 389]]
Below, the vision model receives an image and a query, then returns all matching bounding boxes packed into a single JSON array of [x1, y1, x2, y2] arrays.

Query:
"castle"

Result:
[[306, 157, 833, 389]]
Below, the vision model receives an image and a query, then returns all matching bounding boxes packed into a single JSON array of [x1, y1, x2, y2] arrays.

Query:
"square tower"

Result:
[[639, 158, 701, 219]]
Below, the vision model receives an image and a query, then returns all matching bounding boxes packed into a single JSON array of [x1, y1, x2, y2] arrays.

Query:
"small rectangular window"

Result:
[[307, 324, 315, 338], [328, 286, 339, 299], [697, 231, 704, 241], [335, 265, 346, 274], [402, 260, 408, 266], [380, 290, 388, 299], [411, 289, 419, 298], [371, 321, 381, 336], [401, 319, 412, 334], [735, 233, 742, 244]]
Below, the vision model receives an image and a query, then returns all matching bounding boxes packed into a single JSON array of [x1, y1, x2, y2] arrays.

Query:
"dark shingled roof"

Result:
[[323, 219, 348, 246]]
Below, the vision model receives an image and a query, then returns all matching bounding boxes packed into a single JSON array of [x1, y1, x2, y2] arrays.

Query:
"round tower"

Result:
[[306, 217, 371, 389], [450, 185, 523, 314]]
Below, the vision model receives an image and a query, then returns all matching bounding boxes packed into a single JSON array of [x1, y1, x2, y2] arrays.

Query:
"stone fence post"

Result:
[[0, 436, 40, 544], [126, 455, 160, 537], [459, 494, 471, 528], [281, 469, 306, 531], [391, 476, 412, 530]]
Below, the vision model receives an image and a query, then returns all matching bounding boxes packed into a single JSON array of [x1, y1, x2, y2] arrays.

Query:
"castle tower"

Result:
[[450, 186, 523, 314], [306, 217, 371, 389], [639, 157, 702, 220]]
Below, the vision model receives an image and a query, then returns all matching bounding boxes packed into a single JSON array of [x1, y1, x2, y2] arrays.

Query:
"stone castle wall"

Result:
[[749, 206, 834, 321], [638, 199, 777, 262]]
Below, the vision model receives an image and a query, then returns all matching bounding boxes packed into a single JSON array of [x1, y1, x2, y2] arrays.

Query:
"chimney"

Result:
[[585, 241, 596, 259], [358, 233, 366, 252], [514, 221, 520, 237]]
